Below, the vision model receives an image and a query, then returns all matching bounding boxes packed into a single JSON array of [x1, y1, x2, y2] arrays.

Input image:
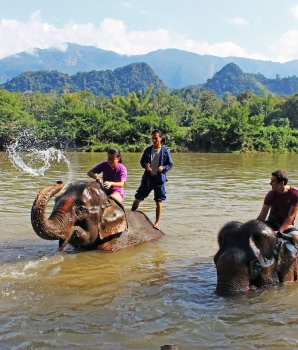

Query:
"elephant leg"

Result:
[[59, 237, 71, 251], [58, 229, 74, 251]]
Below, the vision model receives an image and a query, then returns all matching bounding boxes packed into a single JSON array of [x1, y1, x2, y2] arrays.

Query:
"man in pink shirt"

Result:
[[257, 169, 298, 242]]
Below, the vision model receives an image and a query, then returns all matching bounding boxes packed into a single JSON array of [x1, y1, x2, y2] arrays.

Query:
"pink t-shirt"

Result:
[[264, 186, 298, 225], [92, 161, 127, 198]]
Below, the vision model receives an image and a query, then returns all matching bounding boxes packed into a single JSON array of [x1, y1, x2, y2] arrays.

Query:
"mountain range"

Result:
[[3, 61, 298, 98], [1, 43, 298, 89]]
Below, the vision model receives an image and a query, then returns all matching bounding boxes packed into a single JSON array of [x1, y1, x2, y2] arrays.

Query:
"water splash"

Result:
[[5, 131, 72, 177]]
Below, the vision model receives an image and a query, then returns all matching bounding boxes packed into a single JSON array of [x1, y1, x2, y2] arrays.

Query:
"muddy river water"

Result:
[[1, 151, 298, 349]]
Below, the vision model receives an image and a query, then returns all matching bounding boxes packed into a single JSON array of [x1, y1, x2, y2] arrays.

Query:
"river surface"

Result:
[[1, 151, 298, 349]]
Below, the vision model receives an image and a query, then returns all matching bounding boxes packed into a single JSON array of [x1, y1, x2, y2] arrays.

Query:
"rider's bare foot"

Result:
[[153, 222, 160, 229]]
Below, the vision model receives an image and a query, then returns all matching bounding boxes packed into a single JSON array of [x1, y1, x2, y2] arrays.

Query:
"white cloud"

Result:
[[224, 17, 248, 25], [290, 4, 298, 18], [30, 10, 41, 22], [270, 30, 298, 62], [0, 13, 283, 62]]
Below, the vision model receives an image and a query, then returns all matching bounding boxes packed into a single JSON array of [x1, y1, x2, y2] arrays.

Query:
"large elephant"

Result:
[[31, 181, 164, 252], [214, 219, 298, 295]]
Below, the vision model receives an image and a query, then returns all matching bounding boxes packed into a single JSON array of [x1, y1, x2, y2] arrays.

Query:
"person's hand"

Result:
[[146, 163, 152, 171], [156, 166, 164, 172], [104, 181, 112, 189], [95, 177, 101, 183]]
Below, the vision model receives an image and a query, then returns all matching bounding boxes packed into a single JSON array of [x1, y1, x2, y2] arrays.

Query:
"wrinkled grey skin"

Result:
[[214, 220, 298, 295], [31, 181, 164, 252]]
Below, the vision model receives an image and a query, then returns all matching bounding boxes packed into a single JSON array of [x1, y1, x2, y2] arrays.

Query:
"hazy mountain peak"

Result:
[[0, 43, 298, 89]]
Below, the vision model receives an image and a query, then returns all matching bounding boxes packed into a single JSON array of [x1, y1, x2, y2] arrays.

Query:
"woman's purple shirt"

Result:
[[92, 161, 127, 198]]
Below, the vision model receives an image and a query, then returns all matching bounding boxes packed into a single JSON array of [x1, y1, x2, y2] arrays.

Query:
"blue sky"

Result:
[[1, 0, 298, 62]]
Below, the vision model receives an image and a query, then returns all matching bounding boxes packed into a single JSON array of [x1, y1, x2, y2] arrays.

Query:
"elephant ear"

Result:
[[99, 197, 128, 239], [248, 220, 277, 259]]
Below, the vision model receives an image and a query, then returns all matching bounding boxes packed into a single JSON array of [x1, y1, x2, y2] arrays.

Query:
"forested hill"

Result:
[[202, 63, 298, 98], [2, 61, 298, 98], [203, 63, 264, 98], [0, 62, 167, 96]]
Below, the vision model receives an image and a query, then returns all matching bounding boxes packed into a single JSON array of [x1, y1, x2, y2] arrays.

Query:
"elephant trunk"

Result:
[[215, 249, 250, 294], [31, 181, 69, 240]]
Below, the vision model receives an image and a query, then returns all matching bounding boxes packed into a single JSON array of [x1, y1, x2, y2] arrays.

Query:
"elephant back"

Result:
[[98, 209, 164, 251], [127, 210, 165, 237]]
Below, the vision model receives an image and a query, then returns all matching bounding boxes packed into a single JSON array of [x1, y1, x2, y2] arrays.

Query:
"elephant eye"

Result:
[[250, 259, 262, 278], [75, 204, 89, 218], [253, 261, 261, 269]]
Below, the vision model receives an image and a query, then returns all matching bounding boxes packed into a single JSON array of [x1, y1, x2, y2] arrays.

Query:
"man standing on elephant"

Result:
[[257, 169, 298, 240], [131, 129, 173, 229]]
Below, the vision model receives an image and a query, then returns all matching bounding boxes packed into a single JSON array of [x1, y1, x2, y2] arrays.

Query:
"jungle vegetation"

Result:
[[1, 86, 298, 153], [0, 63, 167, 97]]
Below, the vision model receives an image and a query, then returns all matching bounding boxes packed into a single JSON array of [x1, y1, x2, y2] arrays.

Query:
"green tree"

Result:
[[198, 89, 222, 117], [111, 87, 153, 121], [170, 86, 202, 106], [21, 91, 57, 121], [54, 107, 108, 146], [257, 125, 291, 152], [149, 90, 188, 125], [222, 92, 238, 109], [0, 90, 34, 149], [281, 93, 298, 128], [129, 114, 177, 146], [210, 105, 263, 151]]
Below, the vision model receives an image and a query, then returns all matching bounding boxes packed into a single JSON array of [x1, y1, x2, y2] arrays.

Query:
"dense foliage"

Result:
[[2, 86, 298, 153], [3, 62, 298, 100], [204, 63, 298, 98], [0, 63, 167, 96]]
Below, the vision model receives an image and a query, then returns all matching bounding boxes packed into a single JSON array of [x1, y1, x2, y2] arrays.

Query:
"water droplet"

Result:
[[5, 130, 72, 177]]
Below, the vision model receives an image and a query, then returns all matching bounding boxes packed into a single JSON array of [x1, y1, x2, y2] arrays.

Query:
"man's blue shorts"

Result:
[[135, 176, 166, 202]]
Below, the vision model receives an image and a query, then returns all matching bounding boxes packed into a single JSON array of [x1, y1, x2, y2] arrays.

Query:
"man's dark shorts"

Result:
[[265, 220, 298, 233], [135, 176, 166, 202]]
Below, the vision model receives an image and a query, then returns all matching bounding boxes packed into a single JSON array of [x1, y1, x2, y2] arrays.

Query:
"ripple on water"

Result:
[[2, 153, 298, 348]]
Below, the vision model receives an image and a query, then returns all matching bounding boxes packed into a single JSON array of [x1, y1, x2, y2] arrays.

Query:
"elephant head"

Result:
[[31, 181, 128, 251], [214, 219, 298, 295]]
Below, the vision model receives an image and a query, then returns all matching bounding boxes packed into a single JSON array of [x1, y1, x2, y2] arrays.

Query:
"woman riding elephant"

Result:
[[87, 148, 127, 203]]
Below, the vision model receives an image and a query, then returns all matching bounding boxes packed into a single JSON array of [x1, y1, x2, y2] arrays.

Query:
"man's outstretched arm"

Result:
[[279, 205, 298, 232], [257, 204, 270, 221]]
